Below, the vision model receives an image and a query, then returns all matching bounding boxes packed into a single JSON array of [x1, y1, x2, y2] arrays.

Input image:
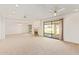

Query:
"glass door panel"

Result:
[[44, 25, 51, 34], [44, 22, 52, 37], [55, 24, 60, 35], [51, 24, 55, 35]]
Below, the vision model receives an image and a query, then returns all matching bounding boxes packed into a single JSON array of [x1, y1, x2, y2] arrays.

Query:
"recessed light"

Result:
[[53, 11, 57, 16]]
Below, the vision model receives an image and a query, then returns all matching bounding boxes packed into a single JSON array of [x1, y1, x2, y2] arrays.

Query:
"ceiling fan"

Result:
[[50, 7, 65, 17]]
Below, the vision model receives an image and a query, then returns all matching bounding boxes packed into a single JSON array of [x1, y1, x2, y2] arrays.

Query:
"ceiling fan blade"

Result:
[[49, 9, 55, 13], [57, 8, 65, 12]]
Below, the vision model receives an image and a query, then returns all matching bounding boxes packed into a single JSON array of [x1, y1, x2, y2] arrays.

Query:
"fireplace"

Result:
[[34, 30, 39, 36]]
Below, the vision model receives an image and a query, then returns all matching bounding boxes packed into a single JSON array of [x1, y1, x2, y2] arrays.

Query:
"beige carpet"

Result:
[[0, 33, 79, 55]]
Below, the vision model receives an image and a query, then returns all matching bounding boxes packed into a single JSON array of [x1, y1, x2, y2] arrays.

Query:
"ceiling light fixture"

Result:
[[58, 8, 65, 12], [54, 11, 57, 16], [50, 7, 65, 17]]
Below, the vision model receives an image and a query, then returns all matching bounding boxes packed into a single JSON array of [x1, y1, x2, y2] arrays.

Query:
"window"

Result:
[[43, 19, 63, 40]]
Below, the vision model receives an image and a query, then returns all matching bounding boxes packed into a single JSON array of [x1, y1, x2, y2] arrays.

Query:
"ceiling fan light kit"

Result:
[[54, 11, 57, 16]]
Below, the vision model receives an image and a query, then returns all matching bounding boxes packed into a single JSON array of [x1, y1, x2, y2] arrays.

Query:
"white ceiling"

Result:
[[0, 4, 79, 20]]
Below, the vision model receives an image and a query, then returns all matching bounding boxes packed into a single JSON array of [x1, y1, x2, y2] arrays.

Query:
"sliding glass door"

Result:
[[44, 22, 52, 37], [43, 19, 63, 40]]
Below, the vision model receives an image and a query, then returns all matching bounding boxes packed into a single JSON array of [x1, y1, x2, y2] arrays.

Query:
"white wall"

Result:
[[21, 24, 29, 33], [5, 19, 28, 35], [0, 17, 5, 39], [64, 12, 79, 44], [6, 22, 21, 34]]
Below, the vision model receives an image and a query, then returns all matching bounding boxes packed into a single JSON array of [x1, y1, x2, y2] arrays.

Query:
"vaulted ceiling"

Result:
[[0, 4, 79, 21]]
